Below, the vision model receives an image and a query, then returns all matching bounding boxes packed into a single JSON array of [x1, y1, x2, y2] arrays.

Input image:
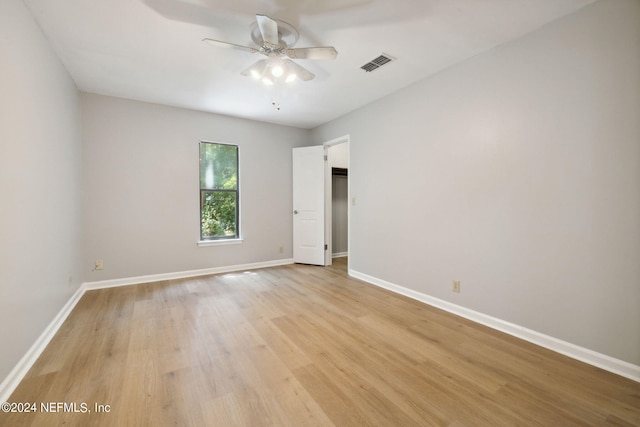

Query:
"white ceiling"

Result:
[[23, 0, 595, 129]]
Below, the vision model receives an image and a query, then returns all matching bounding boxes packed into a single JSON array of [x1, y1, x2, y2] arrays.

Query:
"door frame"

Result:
[[323, 135, 350, 267]]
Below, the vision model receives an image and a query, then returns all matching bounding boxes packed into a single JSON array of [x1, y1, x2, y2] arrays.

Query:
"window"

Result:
[[199, 142, 239, 241]]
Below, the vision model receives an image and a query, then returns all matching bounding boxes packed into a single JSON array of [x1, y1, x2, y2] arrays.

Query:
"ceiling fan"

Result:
[[203, 14, 338, 84]]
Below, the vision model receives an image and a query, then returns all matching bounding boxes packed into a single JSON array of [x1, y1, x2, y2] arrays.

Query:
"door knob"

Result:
[[293, 210, 299, 215]]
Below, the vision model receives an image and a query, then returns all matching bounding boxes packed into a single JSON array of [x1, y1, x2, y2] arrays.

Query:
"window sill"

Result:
[[197, 238, 243, 247]]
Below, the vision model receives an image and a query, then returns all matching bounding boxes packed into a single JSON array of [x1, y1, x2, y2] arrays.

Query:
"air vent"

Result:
[[360, 53, 395, 72]]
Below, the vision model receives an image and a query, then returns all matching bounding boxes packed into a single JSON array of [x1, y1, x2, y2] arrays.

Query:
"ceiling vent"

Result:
[[360, 53, 395, 72]]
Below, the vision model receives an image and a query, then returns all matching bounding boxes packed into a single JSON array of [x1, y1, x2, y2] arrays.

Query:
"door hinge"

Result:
[[324, 244, 328, 250], [324, 155, 328, 161]]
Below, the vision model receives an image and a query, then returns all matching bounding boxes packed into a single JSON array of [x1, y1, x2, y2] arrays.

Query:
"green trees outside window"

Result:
[[199, 142, 239, 240]]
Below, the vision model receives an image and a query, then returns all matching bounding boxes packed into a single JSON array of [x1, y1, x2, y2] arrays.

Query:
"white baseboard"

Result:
[[0, 258, 295, 402], [84, 258, 294, 290], [332, 252, 348, 259], [349, 269, 640, 383], [0, 285, 86, 403]]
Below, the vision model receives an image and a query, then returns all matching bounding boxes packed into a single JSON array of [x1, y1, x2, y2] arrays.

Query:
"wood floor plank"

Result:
[[2, 257, 639, 426]]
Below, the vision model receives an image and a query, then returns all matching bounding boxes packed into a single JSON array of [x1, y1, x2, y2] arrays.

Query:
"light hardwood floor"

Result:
[[3, 258, 639, 426]]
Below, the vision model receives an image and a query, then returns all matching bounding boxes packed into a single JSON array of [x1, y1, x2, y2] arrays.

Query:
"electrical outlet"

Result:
[[452, 280, 461, 293], [279, 245, 284, 253], [95, 259, 104, 270]]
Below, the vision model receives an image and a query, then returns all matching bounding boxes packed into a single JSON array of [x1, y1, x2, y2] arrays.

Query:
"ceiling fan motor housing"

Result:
[[250, 19, 299, 49]]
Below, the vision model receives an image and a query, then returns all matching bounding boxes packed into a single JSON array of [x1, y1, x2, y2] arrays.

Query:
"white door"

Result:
[[292, 146, 326, 265]]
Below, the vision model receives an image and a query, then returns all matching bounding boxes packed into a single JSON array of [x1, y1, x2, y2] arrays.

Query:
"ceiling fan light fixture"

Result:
[[262, 77, 274, 86], [241, 59, 269, 80], [285, 73, 297, 83], [271, 64, 284, 78]]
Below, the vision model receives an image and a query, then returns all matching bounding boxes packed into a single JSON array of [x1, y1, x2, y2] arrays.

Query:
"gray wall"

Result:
[[311, 0, 640, 365], [81, 93, 310, 281], [0, 0, 83, 382]]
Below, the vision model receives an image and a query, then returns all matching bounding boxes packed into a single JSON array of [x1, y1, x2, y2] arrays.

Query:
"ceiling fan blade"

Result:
[[202, 38, 258, 54], [286, 47, 338, 60], [256, 14, 279, 45], [283, 60, 315, 81]]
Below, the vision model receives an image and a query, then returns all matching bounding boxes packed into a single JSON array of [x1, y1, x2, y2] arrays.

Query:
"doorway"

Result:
[[331, 168, 348, 258], [324, 136, 349, 266], [292, 136, 349, 267]]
